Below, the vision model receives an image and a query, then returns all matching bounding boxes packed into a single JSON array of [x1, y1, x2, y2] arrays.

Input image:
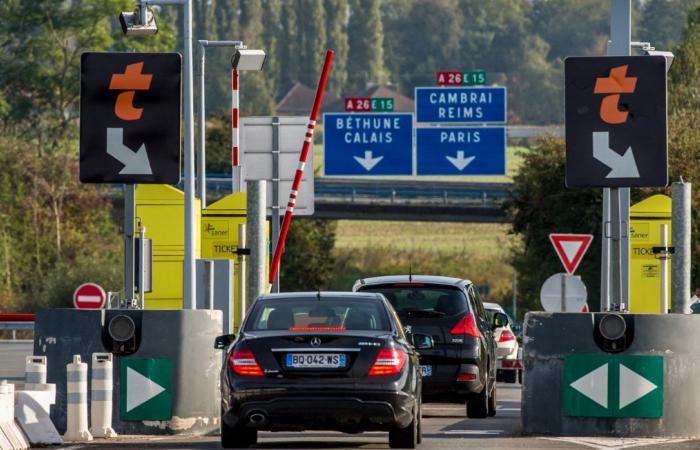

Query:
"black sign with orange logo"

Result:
[[80, 52, 181, 184], [565, 56, 667, 188]]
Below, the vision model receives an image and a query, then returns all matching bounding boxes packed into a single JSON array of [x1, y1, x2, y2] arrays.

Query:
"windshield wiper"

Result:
[[402, 309, 446, 317]]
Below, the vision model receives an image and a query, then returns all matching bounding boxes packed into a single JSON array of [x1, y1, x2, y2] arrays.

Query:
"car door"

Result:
[[467, 285, 496, 381]]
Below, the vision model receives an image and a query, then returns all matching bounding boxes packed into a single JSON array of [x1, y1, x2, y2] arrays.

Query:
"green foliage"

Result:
[[347, 0, 388, 91], [325, 0, 349, 97], [280, 219, 337, 291], [506, 139, 602, 312]]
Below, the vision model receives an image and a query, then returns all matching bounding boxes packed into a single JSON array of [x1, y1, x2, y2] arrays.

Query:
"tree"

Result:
[[325, 0, 349, 97], [346, 0, 387, 92], [278, 1, 301, 96], [280, 219, 337, 291], [298, 0, 327, 87], [639, 0, 697, 52], [506, 139, 603, 312]]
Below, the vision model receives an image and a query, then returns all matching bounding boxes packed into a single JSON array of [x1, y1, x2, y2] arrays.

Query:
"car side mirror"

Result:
[[214, 334, 235, 350], [412, 333, 434, 349], [492, 312, 509, 330]]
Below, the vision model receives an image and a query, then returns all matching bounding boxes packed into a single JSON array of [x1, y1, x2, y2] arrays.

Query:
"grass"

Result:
[[329, 221, 519, 303]]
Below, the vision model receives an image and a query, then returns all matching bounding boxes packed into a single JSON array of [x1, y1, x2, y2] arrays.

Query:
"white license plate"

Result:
[[285, 353, 346, 368], [420, 365, 432, 377]]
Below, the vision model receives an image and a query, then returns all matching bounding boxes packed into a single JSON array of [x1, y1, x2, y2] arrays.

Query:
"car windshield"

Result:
[[245, 297, 392, 332], [359, 284, 468, 317]]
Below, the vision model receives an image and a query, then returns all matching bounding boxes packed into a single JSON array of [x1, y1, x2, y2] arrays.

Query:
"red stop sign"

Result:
[[73, 283, 106, 309]]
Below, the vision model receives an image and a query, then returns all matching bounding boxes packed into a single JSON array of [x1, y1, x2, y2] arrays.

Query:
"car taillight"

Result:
[[450, 313, 480, 337], [457, 373, 476, 382], [228, 349, 264, 377], [499, 329, 516, 342], [368, 348, 407, 376]]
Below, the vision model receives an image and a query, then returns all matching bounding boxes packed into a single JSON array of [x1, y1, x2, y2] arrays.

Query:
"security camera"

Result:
[[644, 49, 674, 73], [119, 7, 158, 37]]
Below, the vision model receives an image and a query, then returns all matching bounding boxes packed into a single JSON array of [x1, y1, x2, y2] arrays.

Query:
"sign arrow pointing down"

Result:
[[446, 150, 475, 171], [353, 150, 383, 171], [592, 131, 639, 178], [106, 128, 153, 175]]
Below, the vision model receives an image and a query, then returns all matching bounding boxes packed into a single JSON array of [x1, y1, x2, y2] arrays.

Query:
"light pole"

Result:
[[120, 0, 197, 309]]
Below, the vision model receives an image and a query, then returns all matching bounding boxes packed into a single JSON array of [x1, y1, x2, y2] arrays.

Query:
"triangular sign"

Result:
[[570, 363, 608, 408], [126, 367, 166, 412], [619, 364, 657, 409], [549, 234, 594, 274]]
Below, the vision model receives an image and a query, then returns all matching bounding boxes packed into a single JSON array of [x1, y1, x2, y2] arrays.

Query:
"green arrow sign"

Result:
[[563, 354, 663, 418], [120, 358, 172, 421]]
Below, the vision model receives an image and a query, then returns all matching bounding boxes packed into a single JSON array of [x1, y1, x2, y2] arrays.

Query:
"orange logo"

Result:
[[594, 65, 637, 125], [109, 62, 153, 121]]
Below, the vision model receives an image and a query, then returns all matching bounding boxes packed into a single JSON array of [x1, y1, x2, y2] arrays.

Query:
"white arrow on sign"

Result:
[[592, 131, 639, 179], [353, 150, 383, 171], [126, 367, 165, 412], [619, 364, 657, 409], [446, 150, 475, 171], [106, 128, 153, 175], [570, 363, 608, 408]]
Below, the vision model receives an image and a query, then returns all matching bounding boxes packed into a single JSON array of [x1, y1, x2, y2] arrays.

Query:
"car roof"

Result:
[[483, 302, 504, 312], [353, 275, 472, 290], [257, 291, 384, 302]]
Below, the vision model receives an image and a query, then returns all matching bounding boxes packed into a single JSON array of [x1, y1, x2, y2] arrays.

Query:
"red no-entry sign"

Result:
[[73, 282, 106, 309]]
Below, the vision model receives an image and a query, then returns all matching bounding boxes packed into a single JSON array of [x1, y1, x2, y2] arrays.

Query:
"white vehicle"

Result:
[[483, 302, 520, 383]]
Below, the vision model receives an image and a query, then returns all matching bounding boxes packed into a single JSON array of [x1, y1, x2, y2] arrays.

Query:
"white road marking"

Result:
[[542, 437, 689, 449], [442, 430, 504, 435]]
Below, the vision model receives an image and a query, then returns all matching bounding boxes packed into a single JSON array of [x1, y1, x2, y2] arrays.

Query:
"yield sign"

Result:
[[549, 234, 593, 274]]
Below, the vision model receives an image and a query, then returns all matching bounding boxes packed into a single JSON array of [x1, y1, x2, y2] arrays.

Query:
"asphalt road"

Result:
[[64, 383, 698, 450]]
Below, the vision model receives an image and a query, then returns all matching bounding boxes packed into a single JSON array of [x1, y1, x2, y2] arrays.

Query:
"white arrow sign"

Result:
[[106, 128, 153, 175], [619, 364, 657, 409], [353, 150, 383, 171], [126, 367, 165, 412], [592, 131, 639, 179], [570, 363, 608, 408], [446, 150, 475, 171]]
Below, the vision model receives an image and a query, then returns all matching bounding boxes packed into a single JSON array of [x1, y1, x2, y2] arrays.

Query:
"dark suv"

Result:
[[353, 275, 505, 418]]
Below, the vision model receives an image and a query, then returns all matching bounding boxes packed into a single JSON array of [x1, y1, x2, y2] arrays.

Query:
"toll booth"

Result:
[[135, 185, 201, 309], [629, 194, 671, 313], [201, 193, 247, 330]]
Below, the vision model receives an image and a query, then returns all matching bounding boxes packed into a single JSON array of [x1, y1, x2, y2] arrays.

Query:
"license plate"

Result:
[[285, 353, 346, 369], [420, 365, 432, 377]]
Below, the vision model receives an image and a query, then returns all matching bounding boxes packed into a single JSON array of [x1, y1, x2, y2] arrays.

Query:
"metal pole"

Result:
[[560, 273, 567, 313], [124, 185, 136, 305], [672, 181, 692, 313], [237, 223, 247, 325], [198, 43, 207, 208], [512, 273, 517, 320], [183, 0, 196, 310], [601, 190, 610, 311], [271, 116, 281, 293], [246, 180, 266, 310], [660, 223, 669, 314], [606, 0, 631, 311], [138, 225, 146, 309], [207, 259, 214, 310], [232, 69, 241, 192]]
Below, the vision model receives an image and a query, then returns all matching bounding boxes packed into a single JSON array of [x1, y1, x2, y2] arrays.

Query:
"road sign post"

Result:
[[549, 234, 594, 274], [73, 283, 106, 310], [415, 87, 506, 124], [540, 273, 587, 313], [416, 127, 505, 175]]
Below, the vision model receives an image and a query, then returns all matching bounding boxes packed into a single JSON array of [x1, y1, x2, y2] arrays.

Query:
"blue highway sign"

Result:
[[323, 113, 413, 176], [415, 87, 507, 124], [416, 127, 506, 175]]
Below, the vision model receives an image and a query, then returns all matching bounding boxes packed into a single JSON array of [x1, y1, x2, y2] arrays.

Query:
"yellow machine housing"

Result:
[[629, 194, 671, 313]]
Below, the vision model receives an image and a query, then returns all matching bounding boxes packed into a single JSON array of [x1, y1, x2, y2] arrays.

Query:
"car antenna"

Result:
[[409, 261, 413, 282]]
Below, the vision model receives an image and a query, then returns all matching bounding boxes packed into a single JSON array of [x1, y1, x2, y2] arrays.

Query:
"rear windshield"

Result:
[[245, 298, 392, 332], [359, 284, 468, 317]]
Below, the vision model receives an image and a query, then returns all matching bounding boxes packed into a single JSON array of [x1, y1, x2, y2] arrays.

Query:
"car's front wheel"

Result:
[[221, 417, 257, 449], [487, 383, 497, 416], [389, 402, 418, 448]]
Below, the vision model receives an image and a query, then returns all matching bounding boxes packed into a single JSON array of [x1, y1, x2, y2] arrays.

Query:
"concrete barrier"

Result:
[[0, 381, 29, 450], [15, 390, 62, 446], [522, 312, 700, 437], [34, 309, 223, 435]]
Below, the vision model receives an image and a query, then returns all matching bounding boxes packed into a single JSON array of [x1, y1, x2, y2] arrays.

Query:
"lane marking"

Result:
[[542, 437, 689, 449], [442, 429, 504, 435]]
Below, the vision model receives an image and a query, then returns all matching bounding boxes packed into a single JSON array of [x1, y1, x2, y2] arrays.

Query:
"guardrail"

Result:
[[0, 313, 35, 333]]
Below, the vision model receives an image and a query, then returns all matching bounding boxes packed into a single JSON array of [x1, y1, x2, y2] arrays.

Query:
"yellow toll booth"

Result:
[[629, 194, 671, 313], [135, 185, 201, 310], [201, 193, 248, 330]]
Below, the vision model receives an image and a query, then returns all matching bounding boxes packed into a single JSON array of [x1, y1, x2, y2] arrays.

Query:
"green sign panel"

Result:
[[120, 358, 172, 421], [371, 97, 394, 112], [563, 354, 663, 418], [464, 70, 486, 86]]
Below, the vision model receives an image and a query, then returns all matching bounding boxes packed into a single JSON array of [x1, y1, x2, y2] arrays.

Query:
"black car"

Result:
[[215, 292, 423, 449], [353, 275, 506, 418]]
